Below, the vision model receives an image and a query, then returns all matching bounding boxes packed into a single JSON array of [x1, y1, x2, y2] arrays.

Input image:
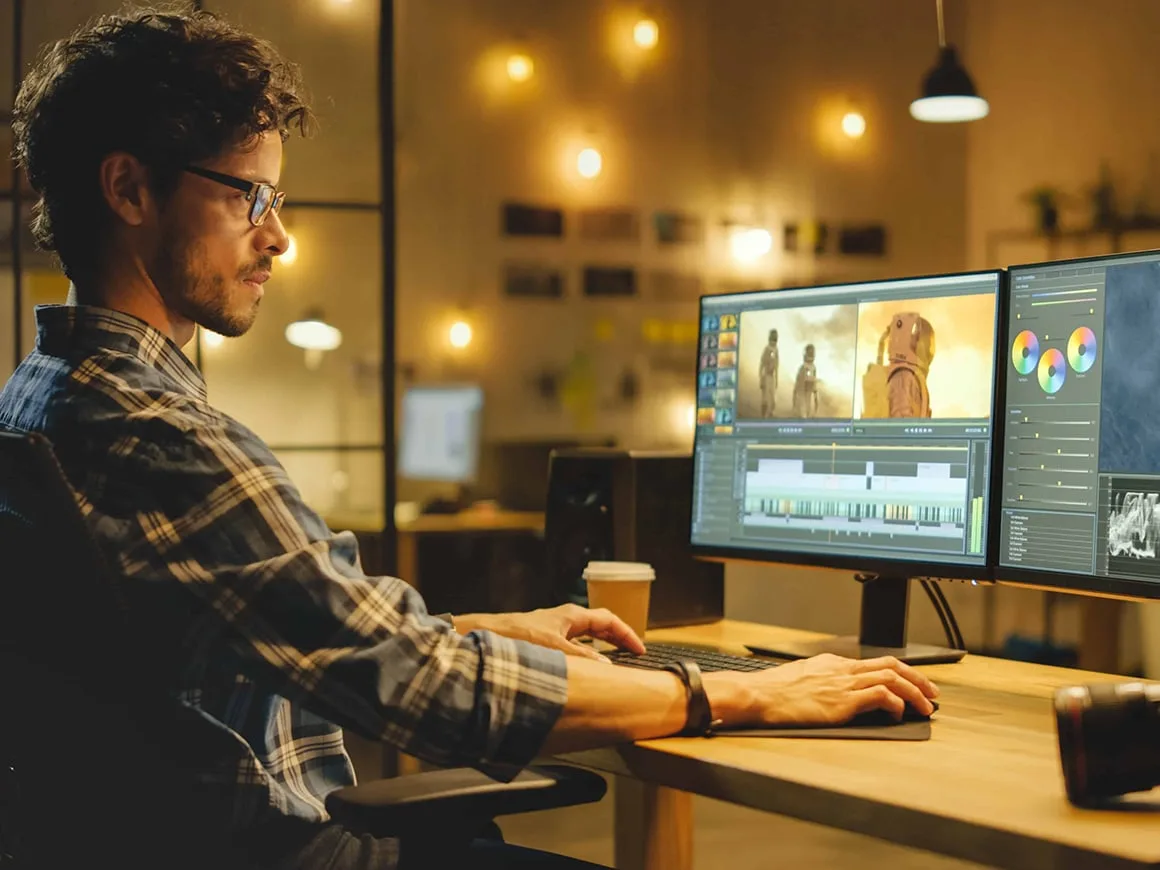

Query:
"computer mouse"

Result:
[[849, 699, 939, 727]]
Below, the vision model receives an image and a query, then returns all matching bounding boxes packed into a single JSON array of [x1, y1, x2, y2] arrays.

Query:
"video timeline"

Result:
[[740, 443, 985, 557]]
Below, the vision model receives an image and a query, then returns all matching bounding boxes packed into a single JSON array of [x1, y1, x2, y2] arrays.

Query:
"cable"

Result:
[[930, 580, 965, 650], [920, 579, 957, 650]]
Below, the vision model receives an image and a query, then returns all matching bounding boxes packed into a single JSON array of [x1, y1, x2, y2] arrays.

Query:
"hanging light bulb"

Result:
[[729, 226, 773, 263], [910, 0, 989, 123], [280, 233, 299, 266], [506, 53, 534, 82], [449, 320, 473, 349], [841, 111, 867, 139], [285, 311, 342, 352], [633, 18, 659, 49], [577, 147, 603, 179]]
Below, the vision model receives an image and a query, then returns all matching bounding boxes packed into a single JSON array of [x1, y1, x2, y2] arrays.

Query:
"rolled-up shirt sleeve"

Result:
[[104, 409, 568, 774]]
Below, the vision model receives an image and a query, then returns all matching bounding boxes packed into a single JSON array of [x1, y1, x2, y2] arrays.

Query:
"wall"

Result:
[[394, 0, 969, 460]]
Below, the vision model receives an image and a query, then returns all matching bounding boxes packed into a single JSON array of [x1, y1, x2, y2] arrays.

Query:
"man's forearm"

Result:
[[538, 657, 752, 755]]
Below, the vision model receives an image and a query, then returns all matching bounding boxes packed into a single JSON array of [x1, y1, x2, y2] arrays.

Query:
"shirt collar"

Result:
[[34, 304, 208, 402]]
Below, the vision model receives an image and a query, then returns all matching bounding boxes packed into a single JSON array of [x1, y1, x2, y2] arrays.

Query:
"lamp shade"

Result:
[[285, 313, 342, 351], [909, 46, 989, 123]]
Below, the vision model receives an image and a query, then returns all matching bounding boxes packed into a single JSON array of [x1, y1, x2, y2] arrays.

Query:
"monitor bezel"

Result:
[[996, 248, 1160, 601], [397, 382, 486, 484], [689, 268, 1009, 582]]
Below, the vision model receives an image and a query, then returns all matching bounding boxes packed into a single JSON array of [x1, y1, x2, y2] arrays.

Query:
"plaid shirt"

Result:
[[0, 304, 568, 835]]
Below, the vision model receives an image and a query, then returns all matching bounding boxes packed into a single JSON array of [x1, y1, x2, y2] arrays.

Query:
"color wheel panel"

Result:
[[1067, 326, 1097, 373], [1012, 329, 1039, 375], [1038, 347, 1066, 394]]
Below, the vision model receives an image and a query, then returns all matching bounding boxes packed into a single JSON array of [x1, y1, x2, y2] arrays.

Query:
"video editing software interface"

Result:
[[1000, 252, 1160, 587], [691, 272, 1002, 568]]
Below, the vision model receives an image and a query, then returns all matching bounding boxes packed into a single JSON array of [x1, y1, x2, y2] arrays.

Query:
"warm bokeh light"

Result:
[[633, 18, 659, 49], [577, 147, 603, 179], [506, 53, 534, 82], [285, 318, 343, 352], [685, 402, 696, 429], [280, 233, 299, 266], [449, 320, 473, 349], [729, 226, 773, 263], [841, 111, 866, 139], [202, 330, 224, 349]]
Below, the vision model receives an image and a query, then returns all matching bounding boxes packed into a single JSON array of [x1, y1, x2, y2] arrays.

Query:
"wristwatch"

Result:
[[662, 659, 720, 737]]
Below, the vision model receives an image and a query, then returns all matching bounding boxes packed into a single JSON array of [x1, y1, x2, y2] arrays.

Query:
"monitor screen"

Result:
[[690, 271, 1003, 576], [999, 250, 1160, 597], [398, 385, 484, 483]]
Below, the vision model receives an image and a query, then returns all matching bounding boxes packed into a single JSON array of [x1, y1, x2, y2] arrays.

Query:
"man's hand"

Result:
[[704, 653, 939, 727], [452, 604, 646, 662]]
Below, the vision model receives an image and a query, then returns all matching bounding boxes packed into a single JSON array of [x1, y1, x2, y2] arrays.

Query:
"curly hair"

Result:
[[12, 4, 313, 283]]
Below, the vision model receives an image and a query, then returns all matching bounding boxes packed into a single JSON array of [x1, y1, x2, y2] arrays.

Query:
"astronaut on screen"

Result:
[[792, 343, 819, 417], [862, 313, 936, 418], [759, 329, 779, 416]]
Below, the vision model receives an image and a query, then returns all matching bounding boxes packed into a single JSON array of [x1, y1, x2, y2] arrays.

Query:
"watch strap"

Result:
[[663, 659, 719, 737]]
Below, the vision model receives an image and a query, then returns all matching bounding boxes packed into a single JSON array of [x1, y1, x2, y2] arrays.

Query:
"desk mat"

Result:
[[716, 719, 930, 741]]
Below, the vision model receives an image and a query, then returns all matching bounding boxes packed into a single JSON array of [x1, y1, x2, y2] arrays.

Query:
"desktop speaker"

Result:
[[544, 449, 724, 628]]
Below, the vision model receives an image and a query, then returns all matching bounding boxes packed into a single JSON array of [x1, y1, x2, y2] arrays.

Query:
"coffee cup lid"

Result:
[[582, 561, 655, 581]]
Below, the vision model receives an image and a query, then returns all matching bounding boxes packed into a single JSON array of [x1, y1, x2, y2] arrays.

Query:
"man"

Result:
[[792, 343, 820, 417], [1, 8, 936, 869], [759, 328, 779, 416]]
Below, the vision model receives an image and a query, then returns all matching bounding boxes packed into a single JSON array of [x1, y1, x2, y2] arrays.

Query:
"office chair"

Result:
[[0, 430, 607, 868]]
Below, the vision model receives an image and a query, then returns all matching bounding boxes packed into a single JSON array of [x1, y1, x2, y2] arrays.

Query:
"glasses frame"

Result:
[[183, 165, 287, 227]]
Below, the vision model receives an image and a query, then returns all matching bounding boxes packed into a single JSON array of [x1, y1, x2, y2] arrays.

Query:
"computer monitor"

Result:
[[398, 385, 484, 486], [690, 270, 1005, 663], [998, 250, 1160, 600]]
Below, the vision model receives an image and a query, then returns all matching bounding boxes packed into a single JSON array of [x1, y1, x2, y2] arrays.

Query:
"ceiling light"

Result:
[[633, 18, 659, 49], [506, 53, 534, 83], [910, 0, 989, 123], [280, 233, 299, 266], [730, 226, 773, 263], [449, 320, 473, 349], [285, 312, 342, 352], [577, 147, 603, 179], [201, 329, 224, 349], [841, 111, 866, 139]]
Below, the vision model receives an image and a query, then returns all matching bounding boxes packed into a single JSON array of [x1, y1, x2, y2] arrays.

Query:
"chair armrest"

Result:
[[324, 763, 607, 839]]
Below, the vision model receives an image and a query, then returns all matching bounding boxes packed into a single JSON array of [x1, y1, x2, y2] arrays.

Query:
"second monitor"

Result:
[[691, 270, 1005, 663]]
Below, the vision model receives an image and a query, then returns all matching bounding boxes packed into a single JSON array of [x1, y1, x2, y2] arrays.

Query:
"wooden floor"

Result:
[[500, 776, 987, 869]]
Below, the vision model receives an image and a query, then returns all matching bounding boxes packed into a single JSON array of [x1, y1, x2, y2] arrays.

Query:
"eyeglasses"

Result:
[[183, 165, 286, 227]]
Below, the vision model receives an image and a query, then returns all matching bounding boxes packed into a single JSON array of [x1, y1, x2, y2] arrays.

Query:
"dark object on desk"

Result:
[[475, 438, 616, 512], [724, 720, 931, 741], [848, 699, 938, 727], [421, 496, 463, 515], [1055, 682, 1160, 805], [545, 449, 725, 628], [0, 431, 609, 868], [606, 642, 776, 673]]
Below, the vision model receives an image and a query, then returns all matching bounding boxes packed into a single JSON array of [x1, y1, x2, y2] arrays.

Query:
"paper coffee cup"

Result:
[[582, 561, 655, 639]]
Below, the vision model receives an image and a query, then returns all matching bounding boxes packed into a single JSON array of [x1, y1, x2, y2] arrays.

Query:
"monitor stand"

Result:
[[744, 575, 966, 665]]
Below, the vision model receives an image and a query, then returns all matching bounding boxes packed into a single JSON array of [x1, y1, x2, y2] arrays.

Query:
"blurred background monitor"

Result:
[[398, 385, 484, 485]]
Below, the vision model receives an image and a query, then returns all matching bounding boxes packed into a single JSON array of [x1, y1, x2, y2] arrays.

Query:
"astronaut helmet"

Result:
[[887, 313, 935, 375], [803, 343, 815, 363], [768, 329, 779, 343]]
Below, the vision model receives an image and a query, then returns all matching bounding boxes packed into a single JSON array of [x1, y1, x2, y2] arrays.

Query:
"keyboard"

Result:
[[606, 642, 777, 673]]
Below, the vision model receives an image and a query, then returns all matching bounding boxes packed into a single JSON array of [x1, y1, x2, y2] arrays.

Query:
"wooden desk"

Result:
[[561, 620, 1160, 870]]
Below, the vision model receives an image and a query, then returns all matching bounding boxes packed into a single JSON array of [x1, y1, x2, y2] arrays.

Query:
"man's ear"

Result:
[[98, 152, 154, 228]]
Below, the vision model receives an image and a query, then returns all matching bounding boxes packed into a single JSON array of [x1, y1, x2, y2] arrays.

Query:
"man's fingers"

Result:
[[851, 684, 906, 719], [568, 639, 611, 662], [852, 655, 940, 699], [853, 668, 934, 714], [569, 607, 645, 654]]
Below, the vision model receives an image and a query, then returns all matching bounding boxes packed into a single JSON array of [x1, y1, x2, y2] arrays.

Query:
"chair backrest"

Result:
[[0, 431, 249, 868]]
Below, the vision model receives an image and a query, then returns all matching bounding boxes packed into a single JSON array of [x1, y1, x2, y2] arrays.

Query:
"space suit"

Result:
[[759, 329, 779, 416], [884, 313, 935, 418], [792, 344, 819, 417]]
